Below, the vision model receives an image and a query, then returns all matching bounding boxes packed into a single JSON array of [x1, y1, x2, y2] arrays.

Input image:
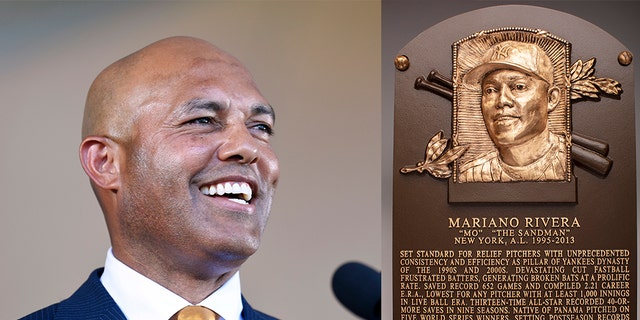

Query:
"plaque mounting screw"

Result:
[[395, 55, 410, 71], [618, 51, 633, 66]]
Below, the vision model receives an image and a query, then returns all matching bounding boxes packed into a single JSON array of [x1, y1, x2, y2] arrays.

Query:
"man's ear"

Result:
[[79, 136, 122, 190], [547, 86, 561, 113]]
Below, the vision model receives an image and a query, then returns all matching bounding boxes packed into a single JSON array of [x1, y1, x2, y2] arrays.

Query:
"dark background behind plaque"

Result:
[[383, 1, 640, 319]]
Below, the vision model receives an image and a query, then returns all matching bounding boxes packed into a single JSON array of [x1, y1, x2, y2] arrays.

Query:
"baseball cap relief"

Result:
[[463, 41, 554, 86]]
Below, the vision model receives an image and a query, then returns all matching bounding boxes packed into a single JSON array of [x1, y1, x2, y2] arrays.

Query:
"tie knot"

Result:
[[169, 305, 220, 320]]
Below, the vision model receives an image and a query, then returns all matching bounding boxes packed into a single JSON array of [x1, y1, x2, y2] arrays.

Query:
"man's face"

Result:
[[117, 57, 279, 267], [480, 69, 553, 148]]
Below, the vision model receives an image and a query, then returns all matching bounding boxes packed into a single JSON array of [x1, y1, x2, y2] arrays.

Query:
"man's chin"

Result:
[[215, 247, 259, 267], [214, 234, 262, 259], [492, 136, 524, 148]]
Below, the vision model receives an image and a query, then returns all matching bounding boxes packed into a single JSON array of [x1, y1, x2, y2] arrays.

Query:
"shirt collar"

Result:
[[100, 248, 243, 320]]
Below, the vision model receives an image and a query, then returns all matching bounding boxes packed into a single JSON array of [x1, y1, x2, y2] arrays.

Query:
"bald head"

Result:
[[82, 36, 254, 140]]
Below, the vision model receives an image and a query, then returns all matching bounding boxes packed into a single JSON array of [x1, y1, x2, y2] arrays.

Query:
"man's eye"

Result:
[[188, 117, 214, 125], [484, 87, 497, 95], [252, 123, 274, 136], [514, 83, 527, 91]]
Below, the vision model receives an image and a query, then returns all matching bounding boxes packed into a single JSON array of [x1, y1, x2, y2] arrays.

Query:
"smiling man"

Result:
[[21, 36, 279, 320], [458, 41, 567, 182]]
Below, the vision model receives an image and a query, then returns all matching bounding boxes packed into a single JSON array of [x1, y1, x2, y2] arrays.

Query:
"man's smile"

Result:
[[493, 113, 520, 126], [199, 181, 254, 205]]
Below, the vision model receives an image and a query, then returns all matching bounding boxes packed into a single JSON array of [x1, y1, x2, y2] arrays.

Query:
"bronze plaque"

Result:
[[393, 5, 635, 320]]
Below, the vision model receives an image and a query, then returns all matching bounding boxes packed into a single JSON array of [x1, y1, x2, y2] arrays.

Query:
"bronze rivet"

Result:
[[395, 55, 410, 71], [618, 51, 633, 66]]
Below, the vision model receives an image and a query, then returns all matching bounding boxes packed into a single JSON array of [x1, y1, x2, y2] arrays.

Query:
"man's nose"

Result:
[[497, 85, 514, 108], [217, 125, 259, 164]]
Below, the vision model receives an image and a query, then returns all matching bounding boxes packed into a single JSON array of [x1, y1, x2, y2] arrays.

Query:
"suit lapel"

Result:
[[54, 268, 127, 320]]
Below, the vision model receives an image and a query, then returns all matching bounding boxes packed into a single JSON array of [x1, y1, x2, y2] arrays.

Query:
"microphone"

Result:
[[331, 261, 381, 320]]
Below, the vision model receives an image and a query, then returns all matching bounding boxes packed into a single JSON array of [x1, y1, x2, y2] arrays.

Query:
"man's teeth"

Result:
[[200, 182, 252, 203]]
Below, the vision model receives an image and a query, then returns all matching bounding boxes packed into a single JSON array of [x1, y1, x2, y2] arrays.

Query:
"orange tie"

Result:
[[169, 306, 220, 320]]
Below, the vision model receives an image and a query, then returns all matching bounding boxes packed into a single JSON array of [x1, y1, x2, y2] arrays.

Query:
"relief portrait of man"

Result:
[[453, 30, 571, 183]]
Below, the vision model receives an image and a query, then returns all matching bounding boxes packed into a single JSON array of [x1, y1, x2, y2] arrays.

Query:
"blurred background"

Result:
[[0, 2, 380, 319]]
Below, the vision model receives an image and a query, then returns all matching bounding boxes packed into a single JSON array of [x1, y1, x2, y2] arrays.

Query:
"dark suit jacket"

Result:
[[20, 268, 277, 320]]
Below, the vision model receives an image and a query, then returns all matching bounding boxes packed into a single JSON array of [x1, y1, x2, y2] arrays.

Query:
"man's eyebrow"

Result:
[[252, 104, 276, 122], [508, 74, 529, 81], [177, 99, 275, 121], [181, 98, 224, 113]]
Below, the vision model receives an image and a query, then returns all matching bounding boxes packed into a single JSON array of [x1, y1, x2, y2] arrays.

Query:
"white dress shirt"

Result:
[[100, 248, 244, 320]]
